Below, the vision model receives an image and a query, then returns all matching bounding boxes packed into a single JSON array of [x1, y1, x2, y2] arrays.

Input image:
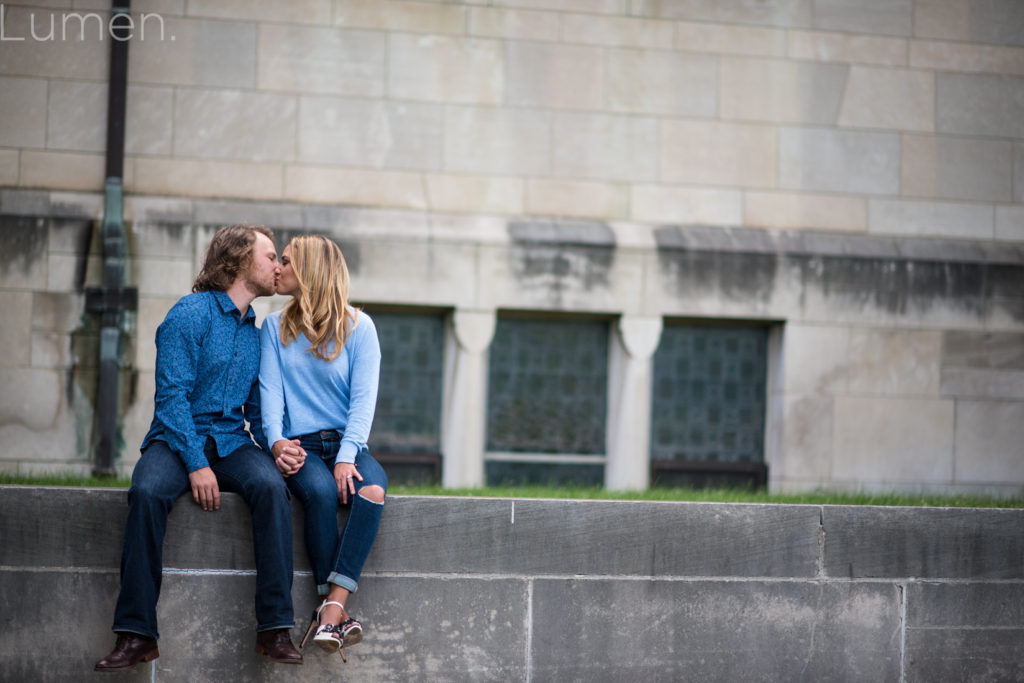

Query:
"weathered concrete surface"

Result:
[[823, 506, 1024, 579], [1, 487, 1023, 682], [903, 582, 1024, 683], [531, 579, 901, 682], [372, 497, 822, 577]]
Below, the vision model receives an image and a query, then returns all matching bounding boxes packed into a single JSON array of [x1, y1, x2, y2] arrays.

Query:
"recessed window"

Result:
[[650, 323, 769, 488], [367, 310, 445, 484], [486, 316, 609, 485]]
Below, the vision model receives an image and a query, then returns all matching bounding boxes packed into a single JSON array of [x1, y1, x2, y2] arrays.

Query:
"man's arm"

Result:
[[152, 305, 208, 470], [152, 303, 221, 510]]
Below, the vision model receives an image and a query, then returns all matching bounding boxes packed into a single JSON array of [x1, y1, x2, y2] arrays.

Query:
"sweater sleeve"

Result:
[[337, 313, 381, 465], [258, 315, 287, 448]]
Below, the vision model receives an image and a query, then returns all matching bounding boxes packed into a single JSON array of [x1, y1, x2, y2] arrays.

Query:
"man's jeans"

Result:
[[112, 440, 294, 640], [287, 430, 387, 595]]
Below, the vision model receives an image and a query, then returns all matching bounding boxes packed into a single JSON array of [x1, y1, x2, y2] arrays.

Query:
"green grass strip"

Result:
[[388, 484, 1023, 508], [3, 474, 1019, 508]]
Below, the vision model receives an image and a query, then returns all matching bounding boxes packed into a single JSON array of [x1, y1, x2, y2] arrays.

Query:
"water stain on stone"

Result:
[[655, 226, 777, 304], [656, 224, 1001, 321], [66, 220, 139, 467], [507, 220, 615, 305], [0, 215, 47, 278]]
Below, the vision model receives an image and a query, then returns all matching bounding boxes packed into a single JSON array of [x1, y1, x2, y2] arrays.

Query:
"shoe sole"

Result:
[[313, 636, 341, 654], [254, 644, 303, 664], [312, 624, 363, 655], [268, 657, 303, 664], [94, 650, 159, 672]]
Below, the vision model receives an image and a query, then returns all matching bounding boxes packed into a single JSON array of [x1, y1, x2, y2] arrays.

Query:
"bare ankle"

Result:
[[319, 601, 345, 625]]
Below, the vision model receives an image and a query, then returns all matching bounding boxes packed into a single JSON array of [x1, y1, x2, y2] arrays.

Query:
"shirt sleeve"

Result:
[[337, 313, 381, 465], [152, 303, 209, 473], [259, 317, 287, 449]]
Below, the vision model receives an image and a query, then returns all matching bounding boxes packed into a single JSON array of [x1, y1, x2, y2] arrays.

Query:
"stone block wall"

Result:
[[0, 1, 1023, 494], [1, 487, 1022, 682], [0, 0, 1021, 234]]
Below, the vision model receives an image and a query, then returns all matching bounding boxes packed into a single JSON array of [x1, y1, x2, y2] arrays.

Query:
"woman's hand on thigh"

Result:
[[334, 462, 362, 504]]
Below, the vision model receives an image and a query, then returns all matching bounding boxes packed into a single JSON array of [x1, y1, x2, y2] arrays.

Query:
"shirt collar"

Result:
[[212, 289, 255, 322]]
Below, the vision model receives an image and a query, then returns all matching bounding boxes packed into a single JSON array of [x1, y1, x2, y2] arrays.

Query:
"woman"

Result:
[[259, 235, 386, 661]]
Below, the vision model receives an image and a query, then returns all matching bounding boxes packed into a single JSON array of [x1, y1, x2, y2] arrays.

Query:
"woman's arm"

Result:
[[259, 316, 306, 476], [258, 318, 287, 448], [336, 314, 381, 465]]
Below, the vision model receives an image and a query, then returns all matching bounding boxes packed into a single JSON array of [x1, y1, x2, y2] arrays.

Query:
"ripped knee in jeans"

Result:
[[357, 484, 385, 505]]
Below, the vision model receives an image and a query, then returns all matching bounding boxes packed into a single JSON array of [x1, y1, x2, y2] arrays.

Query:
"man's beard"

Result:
[[246, 273, 276, 297]]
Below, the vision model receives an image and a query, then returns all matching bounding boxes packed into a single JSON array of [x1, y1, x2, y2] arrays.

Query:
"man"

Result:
[[95, 225, 303, 671]]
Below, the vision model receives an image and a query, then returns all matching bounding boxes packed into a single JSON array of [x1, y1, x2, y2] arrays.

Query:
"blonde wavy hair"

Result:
[[279, 235, 359, 361]]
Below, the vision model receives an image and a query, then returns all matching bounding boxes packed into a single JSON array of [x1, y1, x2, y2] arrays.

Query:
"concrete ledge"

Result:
[[532, 579, 901, 681], [374, 496, 822, 577], [823, 506, 1024, 579], [2, 487, 1023, 681]]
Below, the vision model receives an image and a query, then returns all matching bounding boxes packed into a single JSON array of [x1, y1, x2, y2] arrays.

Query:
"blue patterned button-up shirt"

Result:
[[141, 290, 268, 472]]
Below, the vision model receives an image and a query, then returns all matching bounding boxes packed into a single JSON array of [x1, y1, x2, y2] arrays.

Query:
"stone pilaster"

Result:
[[605, 315, 662, 491], [441, 308, 496, 488]]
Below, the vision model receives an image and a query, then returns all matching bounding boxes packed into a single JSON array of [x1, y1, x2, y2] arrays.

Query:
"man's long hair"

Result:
[[279, 235, 359, 362], [192, 224, 273, 293]]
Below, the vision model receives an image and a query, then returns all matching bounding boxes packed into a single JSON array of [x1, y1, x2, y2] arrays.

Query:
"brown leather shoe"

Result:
[[94, 633, 159, 672], [255, 628, 303, 664]]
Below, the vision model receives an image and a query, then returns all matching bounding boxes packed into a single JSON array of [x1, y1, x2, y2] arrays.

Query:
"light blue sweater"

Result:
[[259, 309, 381, 465]]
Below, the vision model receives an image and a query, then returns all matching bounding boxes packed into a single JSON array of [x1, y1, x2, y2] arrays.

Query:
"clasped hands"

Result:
[[272, 438, 306, 476], [272, 438, 362, 504]]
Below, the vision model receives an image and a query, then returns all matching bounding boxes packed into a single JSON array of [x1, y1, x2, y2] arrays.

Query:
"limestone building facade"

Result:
[[1, 0, 1022, 495]]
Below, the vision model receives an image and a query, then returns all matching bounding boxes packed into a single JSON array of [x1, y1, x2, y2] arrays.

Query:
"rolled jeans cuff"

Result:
[[327, 572, 358, 593], [112, 626, 158, 641], [257, 622, 296, 633]]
